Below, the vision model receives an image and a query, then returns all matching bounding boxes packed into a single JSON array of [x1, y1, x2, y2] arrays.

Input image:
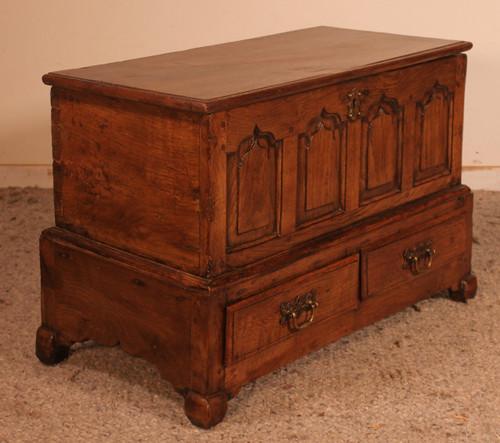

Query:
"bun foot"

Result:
[[184, 390, 228, 429], [36, 325, 70, 365], [449, 274, 478, 303]]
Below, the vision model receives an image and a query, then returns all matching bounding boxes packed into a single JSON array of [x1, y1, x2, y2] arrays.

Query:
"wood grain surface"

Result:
[[51, 88, 202, 272], [38, 28, 474, 428], [42, 27, 471, 112]]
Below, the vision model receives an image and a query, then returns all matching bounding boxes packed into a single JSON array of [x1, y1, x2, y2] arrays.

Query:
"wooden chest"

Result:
[[36, 27, 476, 428]]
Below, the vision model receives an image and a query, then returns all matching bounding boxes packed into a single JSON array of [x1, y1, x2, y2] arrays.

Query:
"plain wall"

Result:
[[1, 0, 499, 186]]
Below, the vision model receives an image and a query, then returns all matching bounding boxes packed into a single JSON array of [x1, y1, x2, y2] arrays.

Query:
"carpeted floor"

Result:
[[0, 187, 499, 442]]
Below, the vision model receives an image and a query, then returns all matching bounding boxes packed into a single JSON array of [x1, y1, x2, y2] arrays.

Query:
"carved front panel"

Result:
[[227, 126, 282, 249], [297, 109, 346, 226], [360, 95, 403, 205], [414, 82, 454, 184]]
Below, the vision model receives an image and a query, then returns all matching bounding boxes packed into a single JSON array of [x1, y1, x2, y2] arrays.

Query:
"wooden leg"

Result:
[[184, 390, 228, 429], [449, 274, 478, 303], [36, 325, 70, 365]]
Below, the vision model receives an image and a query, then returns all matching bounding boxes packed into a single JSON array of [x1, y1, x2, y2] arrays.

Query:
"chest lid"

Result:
[[43, 26, 471, 113]]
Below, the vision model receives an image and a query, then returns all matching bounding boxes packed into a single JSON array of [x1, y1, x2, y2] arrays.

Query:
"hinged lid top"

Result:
[[43, 26, 471, 113]]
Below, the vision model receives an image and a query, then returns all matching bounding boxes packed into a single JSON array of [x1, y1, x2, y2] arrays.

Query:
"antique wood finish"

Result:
[[35, 325, 70, 366], [413, 82, 454, 184], [37, 188, 475, 408], [184, 391, 228, 429], [225, 55, 466, 268], [42, 27, 471, 112], [222, 186, 472, 303], [224, 192, 472, 391], [39, 230, 194, 387], [226, 126, 283, 250], [38, 28, 474, 428], [449, 274, 478, 303], [359, 94, 404, 205], [361, 213, 468, 299], [296, 109, 347, 226], [199, 112, 227, 277], [51, 88, 202, 273], [226, 255, 359, 365]]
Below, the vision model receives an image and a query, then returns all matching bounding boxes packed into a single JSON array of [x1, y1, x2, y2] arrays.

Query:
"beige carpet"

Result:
[[1, 187, 499, 442]]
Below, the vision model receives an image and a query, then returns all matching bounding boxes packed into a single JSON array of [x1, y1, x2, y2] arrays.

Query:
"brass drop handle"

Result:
[[403, 240, 436, 275], [290, 303, 318, 330], [279, 290, 319, 331]]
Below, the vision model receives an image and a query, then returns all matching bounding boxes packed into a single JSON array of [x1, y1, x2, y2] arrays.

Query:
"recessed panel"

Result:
[[360, 96, 403, 204], [237, 144, 276, 234], [414, 83, 454, 184], [297, 110, 346, 226], [227, 127, 282, 249]]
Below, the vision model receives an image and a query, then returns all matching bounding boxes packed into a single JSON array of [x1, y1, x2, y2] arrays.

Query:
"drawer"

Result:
[[362, 213, 468, 299], [225, 255, 359, 365]]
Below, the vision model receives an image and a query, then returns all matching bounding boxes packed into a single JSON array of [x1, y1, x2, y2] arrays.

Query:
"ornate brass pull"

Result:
[[347, 88, 363, 121], [279, 290, 319, 331], [403, 240, 436, 275]]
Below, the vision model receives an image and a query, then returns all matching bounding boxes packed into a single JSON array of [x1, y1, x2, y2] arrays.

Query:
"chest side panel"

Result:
[[52, 88, 202, 273], [40, 230, 193, 389]]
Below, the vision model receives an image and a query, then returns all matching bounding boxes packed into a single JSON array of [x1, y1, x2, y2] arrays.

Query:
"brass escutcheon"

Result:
[[347, 88, 363, 121], [279, 290, 319, 331], [402, 240, 436, 275]]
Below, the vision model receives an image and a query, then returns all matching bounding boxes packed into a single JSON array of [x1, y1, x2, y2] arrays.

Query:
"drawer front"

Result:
[[225, 255, 359, 365], [362, 213, 468, 299]]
